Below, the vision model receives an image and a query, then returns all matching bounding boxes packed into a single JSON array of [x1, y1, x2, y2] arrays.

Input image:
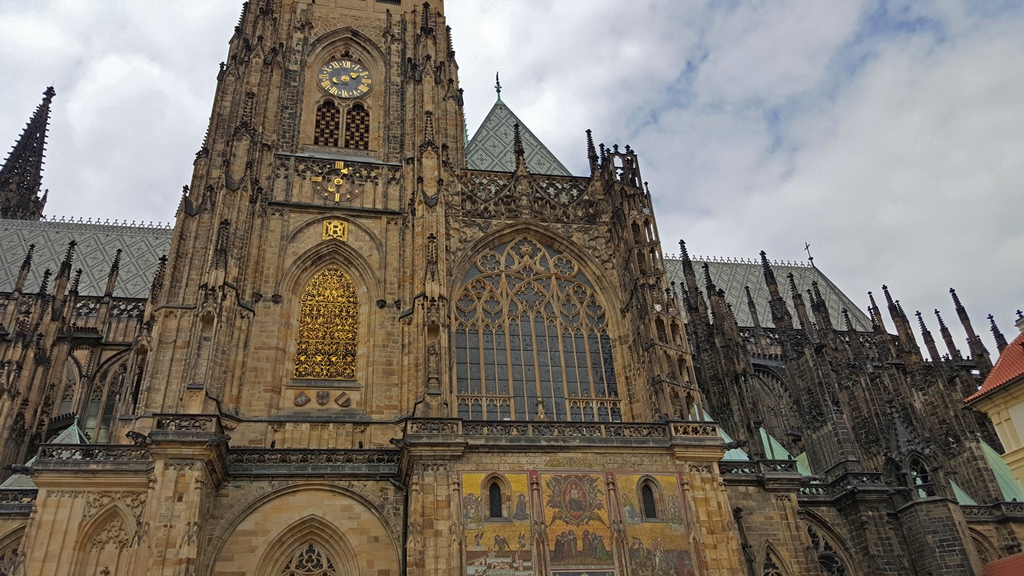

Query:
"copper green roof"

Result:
[[982, 441, 1024, 502], [466, 99, 571, 176]]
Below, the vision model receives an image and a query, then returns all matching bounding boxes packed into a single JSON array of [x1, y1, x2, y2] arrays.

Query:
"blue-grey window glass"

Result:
[[454, 238, 619, 421]]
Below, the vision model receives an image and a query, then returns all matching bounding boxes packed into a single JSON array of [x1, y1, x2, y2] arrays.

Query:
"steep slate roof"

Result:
[[466, 98, 572, 176], [0, 218, 172, 298], [967, 329, 1024, 403], [663, 258, 873, 331]]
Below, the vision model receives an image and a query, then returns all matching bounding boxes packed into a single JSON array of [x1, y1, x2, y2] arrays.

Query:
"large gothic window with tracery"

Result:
[[453, 238, 619, 421], [294, 267, 359, 380], [281, 543, 337, 576]]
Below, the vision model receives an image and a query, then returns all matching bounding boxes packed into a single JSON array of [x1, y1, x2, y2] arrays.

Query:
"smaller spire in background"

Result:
[[988, 314, 1008, 353]]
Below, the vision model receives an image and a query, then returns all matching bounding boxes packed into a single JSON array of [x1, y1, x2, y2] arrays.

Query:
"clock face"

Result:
[[318, 60, 372, 98], [311, 161, 366, 203]]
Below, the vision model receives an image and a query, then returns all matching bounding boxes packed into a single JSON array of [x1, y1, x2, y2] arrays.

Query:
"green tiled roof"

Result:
[[466, 100, 571, 176]]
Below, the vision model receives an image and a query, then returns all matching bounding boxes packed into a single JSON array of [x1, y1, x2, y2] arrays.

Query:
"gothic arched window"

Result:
[[343, 104, 370, 150], [488, 482, 503, 519], [453, 238, 619, 421], [58, 358, 78, 416], [281, 543, 338, 576], [640, 482, 658, 520], [294, 267, 359, 380], [807, 525, 850, 576], [314, 101, 341, 147], [83, 363, 126, 443], [909, 457, 935, 498]]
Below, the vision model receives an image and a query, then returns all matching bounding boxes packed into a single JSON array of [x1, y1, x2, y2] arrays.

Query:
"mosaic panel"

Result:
[[462, 472, 534, 576], [541, 473, 614, 570], [616, 473, 696, 576]]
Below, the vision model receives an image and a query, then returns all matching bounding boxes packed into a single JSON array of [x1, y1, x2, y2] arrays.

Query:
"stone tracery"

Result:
[[453, 238, 619, 421]]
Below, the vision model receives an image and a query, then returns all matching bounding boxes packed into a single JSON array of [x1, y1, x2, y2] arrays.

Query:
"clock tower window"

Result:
[[314, 101, 342, 147], [343, 104, 370, 150]]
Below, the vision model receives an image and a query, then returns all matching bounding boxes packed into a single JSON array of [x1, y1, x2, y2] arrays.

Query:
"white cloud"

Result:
[[0, 0, 1021, 350]]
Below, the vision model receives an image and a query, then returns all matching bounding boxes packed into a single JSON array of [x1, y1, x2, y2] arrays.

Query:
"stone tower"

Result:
[[8, 2, 742, 575]]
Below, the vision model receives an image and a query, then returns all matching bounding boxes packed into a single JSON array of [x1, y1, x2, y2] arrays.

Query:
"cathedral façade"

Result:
[[0, 1, 1022, 575]]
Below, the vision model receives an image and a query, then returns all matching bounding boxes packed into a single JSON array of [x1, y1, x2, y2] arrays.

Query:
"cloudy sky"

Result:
[[1, 1, 1022, 355]]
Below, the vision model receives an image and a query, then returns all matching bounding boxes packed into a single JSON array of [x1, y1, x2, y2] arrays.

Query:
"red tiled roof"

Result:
[[967, 331, 1024, 403], [984, 552, 1024, 576]]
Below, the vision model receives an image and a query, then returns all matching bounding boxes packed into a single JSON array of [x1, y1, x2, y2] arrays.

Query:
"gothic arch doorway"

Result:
[[210, 486, 399, 576]]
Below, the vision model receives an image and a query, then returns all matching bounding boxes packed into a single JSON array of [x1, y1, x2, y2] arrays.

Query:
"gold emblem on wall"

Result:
[[322, 220, 349, 241]]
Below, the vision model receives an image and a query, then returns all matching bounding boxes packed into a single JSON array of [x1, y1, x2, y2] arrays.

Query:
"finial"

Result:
[[804, 242, 814, 265], [495, 72, 502, 102], [950, 287, 964, 309]]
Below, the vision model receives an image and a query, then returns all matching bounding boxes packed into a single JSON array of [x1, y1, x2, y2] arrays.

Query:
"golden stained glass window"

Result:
[[294, 267, 358, 380]]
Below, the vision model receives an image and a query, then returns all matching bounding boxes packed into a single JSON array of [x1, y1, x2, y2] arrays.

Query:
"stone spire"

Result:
[[0, 87, 55, 220], [950, 288, 992, 375], [988, 314, 1008, 354]]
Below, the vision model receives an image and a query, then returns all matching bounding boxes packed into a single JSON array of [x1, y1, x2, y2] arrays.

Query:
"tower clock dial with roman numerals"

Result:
[[318, 60, 372, 98]]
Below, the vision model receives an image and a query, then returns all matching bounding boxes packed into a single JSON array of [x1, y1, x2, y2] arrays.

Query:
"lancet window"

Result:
[[83, 363, 126, 443], [343, 104, 370, 150], [640, 482, 658, 519], [314, 101, 341, 147], [453, 238, 620, 421], [294, 267, 359, 380]]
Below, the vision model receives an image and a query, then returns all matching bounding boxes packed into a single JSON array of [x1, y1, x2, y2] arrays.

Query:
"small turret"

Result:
[[14, 244, 35, 293], [586, 129, 599, 175], [512, 123, 527, 174], [916, 311, 941, 363], [104, 249, 123, 297], [935, 309, 961, 361], [744, 286, 762, 331], [760, 251, 793, 331]]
